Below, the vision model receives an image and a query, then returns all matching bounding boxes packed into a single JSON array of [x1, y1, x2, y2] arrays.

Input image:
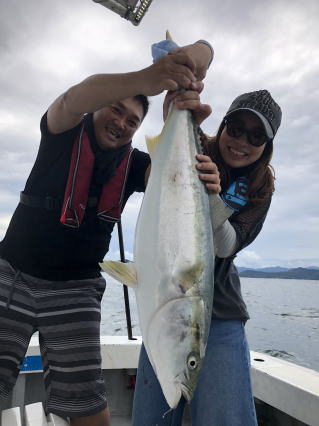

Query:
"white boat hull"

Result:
[[1, 335, 318, 426]]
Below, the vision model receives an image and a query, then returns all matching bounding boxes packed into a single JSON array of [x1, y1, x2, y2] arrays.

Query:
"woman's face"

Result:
[[219, 111, 267, 168]]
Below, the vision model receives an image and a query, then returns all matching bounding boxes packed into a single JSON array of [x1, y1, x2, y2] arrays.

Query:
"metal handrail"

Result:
[[117, 221, 136, 340]]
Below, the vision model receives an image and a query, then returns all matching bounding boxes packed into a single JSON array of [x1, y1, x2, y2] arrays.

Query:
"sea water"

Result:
[[100, 276, 319, 371]]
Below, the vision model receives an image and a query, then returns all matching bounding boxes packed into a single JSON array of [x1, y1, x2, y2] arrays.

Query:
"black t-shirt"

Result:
[[0, 114, 150, 280], [212, 194, 272, 321]]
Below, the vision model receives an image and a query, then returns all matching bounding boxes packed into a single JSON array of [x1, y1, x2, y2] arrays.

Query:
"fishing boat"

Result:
[[1, 335, 318, 425]]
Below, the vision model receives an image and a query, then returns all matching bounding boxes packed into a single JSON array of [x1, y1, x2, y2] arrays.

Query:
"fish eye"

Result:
[[187, 355, 198, 370]]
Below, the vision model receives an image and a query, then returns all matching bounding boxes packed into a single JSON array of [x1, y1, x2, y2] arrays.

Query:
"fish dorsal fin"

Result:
[[166, 30, 173, 41], [146, 134, 161, 159], [99, 261, 138, 287]]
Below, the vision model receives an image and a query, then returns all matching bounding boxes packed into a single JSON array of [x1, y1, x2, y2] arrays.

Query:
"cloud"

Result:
[[236, 250, 262, 268], [0, 0, 318, 268]]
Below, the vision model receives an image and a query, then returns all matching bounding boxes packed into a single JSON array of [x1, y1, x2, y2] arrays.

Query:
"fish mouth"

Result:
[[180, 382, 192, 402], [176, 371, 193, 403], [162, 382, 182, 409]]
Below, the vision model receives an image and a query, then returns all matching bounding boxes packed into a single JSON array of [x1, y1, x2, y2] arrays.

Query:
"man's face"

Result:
[[93, 97, 144, 150]]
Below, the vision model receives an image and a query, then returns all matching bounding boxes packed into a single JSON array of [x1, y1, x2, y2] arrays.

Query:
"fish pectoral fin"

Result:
[[146, 134, 161, 159], [99, 261, 138, 287]]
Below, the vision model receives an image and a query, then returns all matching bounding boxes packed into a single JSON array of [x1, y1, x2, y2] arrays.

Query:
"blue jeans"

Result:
[[132, 319, 258, 426]]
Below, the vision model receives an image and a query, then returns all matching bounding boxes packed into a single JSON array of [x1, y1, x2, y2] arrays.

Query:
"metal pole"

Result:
[[117, 220, 136, 340]]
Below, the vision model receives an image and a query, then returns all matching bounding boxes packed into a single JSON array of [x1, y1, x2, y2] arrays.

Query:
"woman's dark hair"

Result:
[[133, 95, 149, 118], [203, 120, 275, 205]]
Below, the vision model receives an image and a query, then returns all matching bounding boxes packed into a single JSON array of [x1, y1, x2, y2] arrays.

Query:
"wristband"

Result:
[[152, 39, 179, 63]]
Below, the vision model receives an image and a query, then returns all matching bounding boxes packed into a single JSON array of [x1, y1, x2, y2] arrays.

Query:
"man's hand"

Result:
[[138, 53, 196, 96], [169, 42, 213, 81], [163, 81, 212, 125]]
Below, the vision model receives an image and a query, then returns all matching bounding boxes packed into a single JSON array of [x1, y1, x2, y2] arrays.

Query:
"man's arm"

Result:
[[47, 41, 212, 135]]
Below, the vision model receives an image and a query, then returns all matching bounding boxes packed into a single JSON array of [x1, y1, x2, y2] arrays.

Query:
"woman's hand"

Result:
[[196, 154, 221, 194], [163, 81, 212, 125]]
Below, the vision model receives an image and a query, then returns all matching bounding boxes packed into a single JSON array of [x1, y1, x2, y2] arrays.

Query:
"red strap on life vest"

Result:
[[60, 125, 133, 228], [60, 127, 94, 228], [98, 147, 134, 223]]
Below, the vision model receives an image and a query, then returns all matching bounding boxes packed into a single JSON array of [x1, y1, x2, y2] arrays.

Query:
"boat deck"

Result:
[[0, 403, 192, 425], [111, 418, 191, 426], [1, 336, 318, 426]]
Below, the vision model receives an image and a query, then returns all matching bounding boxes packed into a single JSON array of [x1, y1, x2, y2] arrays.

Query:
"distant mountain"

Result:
[[237, 266, 289, 273], [238, 267, 319, 280], [257, 266, 290, 273], [237, 266, 250, 272]]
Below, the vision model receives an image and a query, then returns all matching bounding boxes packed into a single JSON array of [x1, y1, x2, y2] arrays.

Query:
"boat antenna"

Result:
[[92, 0, 154, 26], [117, 220, 136, 340]]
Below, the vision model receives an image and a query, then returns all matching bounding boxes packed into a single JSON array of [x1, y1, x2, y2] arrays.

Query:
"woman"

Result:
[[132, 88, 282, 425]]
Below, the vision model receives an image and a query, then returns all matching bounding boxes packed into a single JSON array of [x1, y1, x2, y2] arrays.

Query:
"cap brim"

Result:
[[226, 108, 274, 139]]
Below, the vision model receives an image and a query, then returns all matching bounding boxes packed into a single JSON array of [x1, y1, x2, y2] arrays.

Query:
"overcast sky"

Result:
[[0, 0, 318, 269]]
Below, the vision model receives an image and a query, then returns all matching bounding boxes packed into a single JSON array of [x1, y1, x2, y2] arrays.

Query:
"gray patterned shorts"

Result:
[[0, 257, 107, 418]]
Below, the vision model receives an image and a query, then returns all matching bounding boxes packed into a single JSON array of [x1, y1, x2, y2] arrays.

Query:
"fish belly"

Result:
[[135, 108, 214, 365]]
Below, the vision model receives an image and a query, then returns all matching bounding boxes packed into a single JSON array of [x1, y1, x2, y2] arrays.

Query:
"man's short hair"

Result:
[[134, 94, 149, 119]]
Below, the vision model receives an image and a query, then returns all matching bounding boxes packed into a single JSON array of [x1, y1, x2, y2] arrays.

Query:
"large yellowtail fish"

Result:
[[101, 33, 216, 409], [101, 102, 216, 408]]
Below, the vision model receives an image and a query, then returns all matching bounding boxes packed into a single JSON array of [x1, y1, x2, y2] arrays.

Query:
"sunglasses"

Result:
[[224, 118, 271, 147]]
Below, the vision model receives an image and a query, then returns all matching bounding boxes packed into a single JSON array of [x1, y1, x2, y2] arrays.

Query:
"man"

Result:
[[0, 41, 213, 426]]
